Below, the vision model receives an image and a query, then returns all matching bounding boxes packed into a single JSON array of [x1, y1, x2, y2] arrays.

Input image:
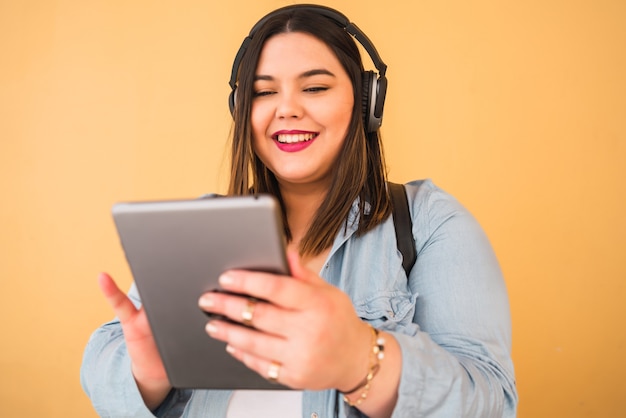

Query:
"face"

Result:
[[251, 32, 354, 190]]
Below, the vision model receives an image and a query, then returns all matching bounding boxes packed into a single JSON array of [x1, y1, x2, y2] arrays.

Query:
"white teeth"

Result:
[[276, 133, 315, 143]]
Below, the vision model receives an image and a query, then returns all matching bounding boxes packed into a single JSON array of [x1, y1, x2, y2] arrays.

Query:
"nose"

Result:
[[275, 90, 303, 119]]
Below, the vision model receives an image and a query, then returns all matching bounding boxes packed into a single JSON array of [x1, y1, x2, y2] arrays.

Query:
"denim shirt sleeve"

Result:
[[80, 317, 158, 417], [80, 284, 193, 418], [388, 180, 517, 417]]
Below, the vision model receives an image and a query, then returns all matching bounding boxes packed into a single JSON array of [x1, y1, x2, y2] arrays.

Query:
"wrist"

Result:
[[340, 324, 386, 407], [132, 366, 172, 410], [336, 321, 372, 393]]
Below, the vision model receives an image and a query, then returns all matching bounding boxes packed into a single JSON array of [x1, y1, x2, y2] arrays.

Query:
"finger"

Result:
[[206, 319, 286, 363], [98, 272, 138, 323], [217, 250, 324, 309], [287, 249, 326, 285], [225, 346, 296, 388], [218, 270, 312, 311], [206, 321, 292, 387], [286, 249, 310, 281], [200, 293, 291, 335]]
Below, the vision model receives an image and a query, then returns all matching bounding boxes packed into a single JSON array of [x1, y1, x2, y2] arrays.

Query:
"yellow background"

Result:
[[1, 0, 624, 416]]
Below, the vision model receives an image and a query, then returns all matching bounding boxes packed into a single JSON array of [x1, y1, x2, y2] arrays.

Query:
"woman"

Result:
[[81, 5, 517, 417]]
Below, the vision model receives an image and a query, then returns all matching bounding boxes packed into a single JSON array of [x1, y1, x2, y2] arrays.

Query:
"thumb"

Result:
[[286, 248, 323, 284], [98, 272, 139, 323]]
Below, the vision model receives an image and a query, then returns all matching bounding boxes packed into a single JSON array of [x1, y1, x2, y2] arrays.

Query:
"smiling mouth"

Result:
[[274, 133, 318, 144]]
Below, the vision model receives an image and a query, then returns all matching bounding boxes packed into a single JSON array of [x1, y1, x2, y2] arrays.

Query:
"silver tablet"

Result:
[[112, 194, 290, 389]]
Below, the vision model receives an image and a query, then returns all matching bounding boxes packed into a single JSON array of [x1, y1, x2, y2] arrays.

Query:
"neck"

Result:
[[279, 182, 328, 246]]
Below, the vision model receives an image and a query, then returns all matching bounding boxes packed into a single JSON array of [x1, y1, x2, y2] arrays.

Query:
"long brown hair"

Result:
[[228, 8, 391, 256]]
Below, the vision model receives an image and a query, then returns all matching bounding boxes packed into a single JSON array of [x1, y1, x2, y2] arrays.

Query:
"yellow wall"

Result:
[[1, 1, 624, 416]]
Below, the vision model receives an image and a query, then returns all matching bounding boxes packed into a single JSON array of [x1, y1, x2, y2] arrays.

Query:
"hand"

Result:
[[197, 250, 372, 391], [98, 272, 171, 409]]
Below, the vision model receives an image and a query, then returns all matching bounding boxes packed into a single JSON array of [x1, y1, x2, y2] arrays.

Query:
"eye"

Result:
[[304, 86, 329, 93], [253, 90, 275, 98]]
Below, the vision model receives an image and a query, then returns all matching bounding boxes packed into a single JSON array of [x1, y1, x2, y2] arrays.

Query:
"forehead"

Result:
[[256, 32, 342, 73]]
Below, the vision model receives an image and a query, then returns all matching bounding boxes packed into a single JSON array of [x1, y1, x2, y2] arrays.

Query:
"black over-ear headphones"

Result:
[[228, 4, 388, 133]]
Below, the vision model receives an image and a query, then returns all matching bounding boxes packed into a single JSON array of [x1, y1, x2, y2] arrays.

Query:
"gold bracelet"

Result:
[[342, 324, 385, 407], [343, 325, 381, 394]]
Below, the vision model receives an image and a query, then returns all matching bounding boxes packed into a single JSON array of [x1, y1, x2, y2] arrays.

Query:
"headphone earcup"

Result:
[[229, 88, 236, 117], [373, 75, 387, 122], [361, 71, 375, 133], [362, 70, 387, 133]]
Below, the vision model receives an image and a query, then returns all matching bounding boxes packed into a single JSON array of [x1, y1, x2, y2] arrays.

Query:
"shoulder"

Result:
[[403, 179, 467, 222], [402, 179, 488, 253]]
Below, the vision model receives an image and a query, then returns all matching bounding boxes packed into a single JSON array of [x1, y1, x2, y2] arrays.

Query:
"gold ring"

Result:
[[241, 298, 257, 327], [267, 361, 281, 383]]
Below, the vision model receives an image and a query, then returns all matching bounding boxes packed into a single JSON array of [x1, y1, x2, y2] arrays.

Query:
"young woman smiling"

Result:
[[81, 5, 517, 418]]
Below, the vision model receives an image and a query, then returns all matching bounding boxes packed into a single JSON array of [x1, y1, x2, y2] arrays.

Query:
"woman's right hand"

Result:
[[98, 272, 172, 410]]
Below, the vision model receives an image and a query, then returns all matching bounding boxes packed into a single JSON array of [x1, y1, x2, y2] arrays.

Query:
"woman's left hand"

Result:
[[198, 249, 372, 391]]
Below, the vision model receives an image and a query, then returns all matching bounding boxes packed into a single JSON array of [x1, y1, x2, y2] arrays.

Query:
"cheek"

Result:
[[309, 94, 352, 125], [251, 102, 271, 139], [250, 110, 262, 139], [250, 104, 271, 163], [327, 101, 353, 136]]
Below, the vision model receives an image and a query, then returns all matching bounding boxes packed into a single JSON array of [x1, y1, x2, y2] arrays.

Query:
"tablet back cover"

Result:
[[112, 195, 289, 389]]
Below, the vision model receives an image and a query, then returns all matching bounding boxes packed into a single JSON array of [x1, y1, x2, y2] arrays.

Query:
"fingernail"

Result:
[[206, 321, 218, 335], [226, 344, 235, 354], [198, 294, 214, 308], [219, 273, 234, 286]]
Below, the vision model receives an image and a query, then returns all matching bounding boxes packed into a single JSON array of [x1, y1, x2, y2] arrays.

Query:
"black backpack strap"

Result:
[[388, 182, 417, 277]]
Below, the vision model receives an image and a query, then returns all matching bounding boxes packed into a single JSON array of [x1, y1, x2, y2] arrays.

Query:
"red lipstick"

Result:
[[272, 130, 318, 153]]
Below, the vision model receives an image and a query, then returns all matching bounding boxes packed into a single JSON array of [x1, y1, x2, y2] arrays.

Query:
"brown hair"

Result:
[[228, 8, 391, 256]]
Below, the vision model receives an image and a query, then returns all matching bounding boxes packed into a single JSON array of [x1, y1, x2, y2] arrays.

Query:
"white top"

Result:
[[226, 390, 303, 418]]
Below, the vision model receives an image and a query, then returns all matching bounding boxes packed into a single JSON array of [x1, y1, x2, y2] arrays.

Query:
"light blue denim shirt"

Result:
[[81, 180, 518, 417]]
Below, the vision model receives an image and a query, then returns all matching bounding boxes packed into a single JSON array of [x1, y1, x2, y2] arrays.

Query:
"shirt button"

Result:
[[388, 310, 395, 318], [311, 413, 319, 418]]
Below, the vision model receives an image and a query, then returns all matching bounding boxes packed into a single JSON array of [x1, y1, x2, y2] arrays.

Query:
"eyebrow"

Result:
[[254, 68, 336, 81]]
